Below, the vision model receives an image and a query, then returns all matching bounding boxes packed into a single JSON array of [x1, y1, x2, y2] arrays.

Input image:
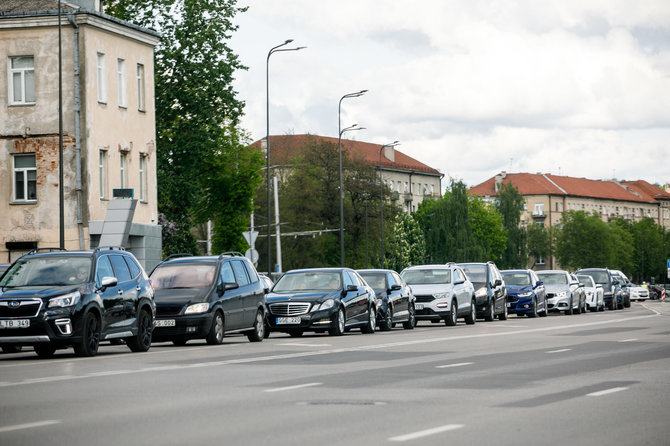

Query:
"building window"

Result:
[[120, 152, 128, 188], [96, 52, 106, 103], [139, 154, 147, 201], [8, 56, 35, 105], [117, 58, 126, 108], [534, 203, 544, 216], [13, 154, 37, 202], [536, 255, 546, 265], [99, 149, 108, 199], [136, 63, 145, 111]]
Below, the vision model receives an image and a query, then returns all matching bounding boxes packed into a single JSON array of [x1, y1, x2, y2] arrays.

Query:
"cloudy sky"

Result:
[[229, 0, 670, 189]]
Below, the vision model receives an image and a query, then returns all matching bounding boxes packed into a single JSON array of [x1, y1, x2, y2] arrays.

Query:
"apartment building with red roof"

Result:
[[251, 134, 444, 212], [470, 172, 670, 268]]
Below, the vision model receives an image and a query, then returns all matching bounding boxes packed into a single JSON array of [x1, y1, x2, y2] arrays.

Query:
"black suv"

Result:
[[458, 262, 508, 321], [149, 253, 267, 345], [0, 247, 155, 357]]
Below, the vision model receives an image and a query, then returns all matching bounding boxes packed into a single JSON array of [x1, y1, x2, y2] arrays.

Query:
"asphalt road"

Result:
[[1, 301, 669, 445]]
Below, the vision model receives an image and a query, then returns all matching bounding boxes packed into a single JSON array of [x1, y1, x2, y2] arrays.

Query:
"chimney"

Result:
[[494, 171, 507, 193]]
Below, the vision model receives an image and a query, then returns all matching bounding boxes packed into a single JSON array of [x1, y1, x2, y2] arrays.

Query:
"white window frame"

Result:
[[12, 154, 37, 202], [8, 56, 35, 105], [534, 203, 544, 216], [136, 63, 145, 111], [96, 52, 107, 103], [139, 154, 147, 202], [120, 152, 128, 188], [99, 149, 109, 199], [117, 58, 126, 108]]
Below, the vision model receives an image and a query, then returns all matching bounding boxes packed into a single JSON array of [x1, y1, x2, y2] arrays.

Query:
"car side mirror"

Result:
[[390, 284, 402, 291], [455, 278, 465, 285], [97, 276, 118, 291], [217, 282, 238, 295], [535, 281, 543, 287], [346, 284, 358, 292], [494, 279, 502, 287], [596, 284, 603, 289]]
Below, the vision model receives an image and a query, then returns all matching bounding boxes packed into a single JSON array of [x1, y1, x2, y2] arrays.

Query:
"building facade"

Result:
[[0, 1, 162, 268]]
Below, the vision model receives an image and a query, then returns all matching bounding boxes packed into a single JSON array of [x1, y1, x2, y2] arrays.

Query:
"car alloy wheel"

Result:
[[445, 300, 457, 326], [485, 300, 495, 321], [127, 309, 152, 352], [207, 311, 225, 345], [403, 304, 416, 330], [329, 308, 345, 336], [380, 306, 393, 331], [247, 309, 265, 342], [74, 312, 100, 357], [362, 306, 376, 334]]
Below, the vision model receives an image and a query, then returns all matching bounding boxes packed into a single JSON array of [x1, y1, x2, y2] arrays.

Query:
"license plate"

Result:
[[276, 317, 301, 324], [415, 304, 424, 310], [0, 319, 30, 329], [154, 319, 176, 327]]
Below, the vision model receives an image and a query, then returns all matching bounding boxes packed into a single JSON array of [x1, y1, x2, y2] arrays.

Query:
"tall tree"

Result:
[[105, 0, 261, 256], [526, 222, 553, 268], [556, 211, 611, 269], [387, 212, 426, 272], [496, 182, 527, 269]]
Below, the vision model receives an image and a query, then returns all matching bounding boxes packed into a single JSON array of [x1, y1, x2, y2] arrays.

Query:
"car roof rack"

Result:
[[94, 245, 126, 252], [219, 251, 243, 258], [163, 253, 194, 261], [27, 247, 68, 255]]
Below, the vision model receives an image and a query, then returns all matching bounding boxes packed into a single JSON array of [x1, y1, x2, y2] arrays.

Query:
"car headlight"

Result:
[[48, 291, 80, 308], [475, 287, 487, 298], [433, 292, 449, 300], [313, 299, 335, 312], [184, 302, 210, 314], [518, 292, 532, 298], [376, 299, 383, 309], [557, 291, 567, 298]]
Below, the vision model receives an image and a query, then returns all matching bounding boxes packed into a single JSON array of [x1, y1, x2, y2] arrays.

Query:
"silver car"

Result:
[[577, 274, 604, 312], [400, 264, 476, 326], [536, 270, 585, 315]]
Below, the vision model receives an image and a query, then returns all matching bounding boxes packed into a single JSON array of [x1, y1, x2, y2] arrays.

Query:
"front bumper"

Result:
[[266, 307, 337, 332], [414, 297, 452, 320], [507, 295, 533, 314], [152, 313, 214, 341], [0, 307, 84, 346], [546, 294, 570, 312]]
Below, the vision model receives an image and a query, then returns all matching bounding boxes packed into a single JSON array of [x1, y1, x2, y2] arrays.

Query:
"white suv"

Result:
[[400, 264, 476, 326]]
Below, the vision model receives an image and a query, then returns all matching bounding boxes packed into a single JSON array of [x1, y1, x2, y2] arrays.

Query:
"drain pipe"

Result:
[[68, 13, 84, 250]]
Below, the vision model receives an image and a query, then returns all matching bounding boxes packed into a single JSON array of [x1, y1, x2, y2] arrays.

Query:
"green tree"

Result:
[[630, 218, 665, 282], [106, 0, 259, 256], [606, 218, 635, 274], [387, 212, 426, 271], [526, 222, 553, 268], [555, 211, 610, 269], [496, 183, 527, 269]]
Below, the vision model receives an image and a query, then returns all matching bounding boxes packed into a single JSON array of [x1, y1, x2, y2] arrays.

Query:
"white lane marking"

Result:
[[547, 348, 572, 353], [279, 343, 332, 347], [389, 424, 465, 442], [264, 382, 322, 393], [0, 312, 660, 386], [436, 362, 474, 369], [587, 387, 628, 397], [0, 420, 61, 433], [619, 338, 637, 343]]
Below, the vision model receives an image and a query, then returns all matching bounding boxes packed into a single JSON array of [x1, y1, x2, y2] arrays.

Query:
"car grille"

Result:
[[507, 296, 519, 303], [268, 302, 311, 316], [0, 299, 42, 318], [546, 293, 555, 299], [414, 295, 435, 303], [156, 303, 185, 317]]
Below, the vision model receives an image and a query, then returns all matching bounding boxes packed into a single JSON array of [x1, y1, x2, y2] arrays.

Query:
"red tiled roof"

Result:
[[470, 172, 667, 204], [249, 134, 441, 176]]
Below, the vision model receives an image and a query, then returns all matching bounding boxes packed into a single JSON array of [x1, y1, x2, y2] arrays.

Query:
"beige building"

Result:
[[0, 0, 162, 268]]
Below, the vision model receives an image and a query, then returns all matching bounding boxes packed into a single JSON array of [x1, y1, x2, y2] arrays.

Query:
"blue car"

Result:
[[501, 269, 547, 317]]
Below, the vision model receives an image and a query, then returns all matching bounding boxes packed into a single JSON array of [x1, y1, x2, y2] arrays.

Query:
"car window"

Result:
[[0, 256, 92, 287], [453, 269, 464, 283], [460, 264, 486, 283], [231, 260, 251, 286], [501, 272, 531, 286], [536, 272, 568, 285], [110, 255, 132, 282], [96, 255, 115, 285], [391, 272, 404, 287], [360, 273, 386, 292], [402, 268, 451, 285], [577, 275, 594, 287], [273, 271, 341, 291], [219, 262, 236, 284], [578, 270, 609, 285], [243, 260, 259, 283], [151, 263, 216, 289], [342, 271, 354, 287], [125, 255, 141, 279]]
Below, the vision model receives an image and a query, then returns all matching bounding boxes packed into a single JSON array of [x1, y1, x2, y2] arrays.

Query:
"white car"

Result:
[[577, 274, 604, 312], [400, 264, 476, 326], [629, 284, 649, 301]]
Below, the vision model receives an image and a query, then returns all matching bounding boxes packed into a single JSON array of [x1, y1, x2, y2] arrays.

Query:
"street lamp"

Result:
[[378, 141, 399, 268], [266, 39, 305, 275], [338, 90, 367, 266]]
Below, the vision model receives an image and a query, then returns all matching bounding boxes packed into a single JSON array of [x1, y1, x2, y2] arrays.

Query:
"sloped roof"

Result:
[[0, 1, 78, 14], [470, 172, 667, 204], [250, 134, 442, 176]]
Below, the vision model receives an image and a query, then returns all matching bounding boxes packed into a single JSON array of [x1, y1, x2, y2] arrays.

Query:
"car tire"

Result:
[[464, 299, 476, 325], [329, 308, 345, 336], [2, 345, 22, 354], [361, 306, 376, 334], [498, 301, 508, 320], [73, 312, 100, 357], [609, 297, 617, 310], [539, 297, 548, 317], [380, 306, 393, 331], [528, 298, 538, 318], [403, 304, 416, 330], [206, 311, 225, 345], [445, 300, 457, 326], [624, 296, 631, 308], [34, 344, 56, 358], [565, 297, 573, 315], [484, 299, 495, 322], [127, 308, 152, 352], [247, 309, 265, 342]]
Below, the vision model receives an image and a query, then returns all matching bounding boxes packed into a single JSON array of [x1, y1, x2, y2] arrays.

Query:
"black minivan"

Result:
[[149, 253, 267, 345]]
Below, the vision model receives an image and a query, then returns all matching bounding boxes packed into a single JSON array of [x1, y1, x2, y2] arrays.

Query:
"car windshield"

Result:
[[273, 271, 342, 292], [579, 270, 609, 285], [537, 273, 568, 285], [401, 269, 451, 285], [459, 264, 486, 283], [577, 275, 594, 287], [359, 273, 386, 292], [0, 256, 92, 287], [150, 263, 216, 289], [502, 272, 530, 286]]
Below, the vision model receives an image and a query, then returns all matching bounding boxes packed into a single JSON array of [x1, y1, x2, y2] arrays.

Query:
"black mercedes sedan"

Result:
[[265, 268, 376, 337], [357, 269, 416, 331]]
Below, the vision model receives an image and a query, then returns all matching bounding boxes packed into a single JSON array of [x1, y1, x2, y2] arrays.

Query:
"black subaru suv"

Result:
[[149, 253, 267, 345], [0, 247, 155, 357]]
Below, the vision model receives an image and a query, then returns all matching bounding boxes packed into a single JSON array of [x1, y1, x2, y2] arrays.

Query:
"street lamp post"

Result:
[[378, 141, 399, 268], [338, 90, 367, 267], [266, 40, 305, 275]]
